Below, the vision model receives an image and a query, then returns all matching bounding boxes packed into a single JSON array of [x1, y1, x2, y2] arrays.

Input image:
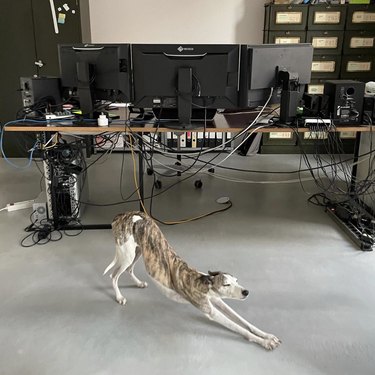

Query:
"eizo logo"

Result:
[[177, 46, 194, 52]]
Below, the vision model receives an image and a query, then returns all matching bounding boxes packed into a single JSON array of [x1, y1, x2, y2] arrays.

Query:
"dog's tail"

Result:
[[103, 256, 117, 277]]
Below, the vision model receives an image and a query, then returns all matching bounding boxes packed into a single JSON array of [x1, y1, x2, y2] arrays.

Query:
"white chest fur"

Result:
[[151, 278, 188, 304]]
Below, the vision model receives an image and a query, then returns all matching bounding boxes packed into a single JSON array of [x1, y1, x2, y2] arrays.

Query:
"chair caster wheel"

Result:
[[154, 180, 162, 189], [194, 180, 203, 189], [208, 168, 215, 173], [147, 168, 154, 176]]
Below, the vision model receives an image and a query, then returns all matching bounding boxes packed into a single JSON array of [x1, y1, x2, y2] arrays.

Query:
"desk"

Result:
[[4, 115, 374, 249]]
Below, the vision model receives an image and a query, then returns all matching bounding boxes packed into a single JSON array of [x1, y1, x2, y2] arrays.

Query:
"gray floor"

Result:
[[1, 152, 374, 375]]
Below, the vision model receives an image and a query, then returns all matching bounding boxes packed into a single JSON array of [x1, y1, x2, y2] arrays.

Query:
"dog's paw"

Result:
[[116, 296, 127, 305], [261, 337, 281, 351], [265, 334, 281, 345], [137, 281, 148, 288]]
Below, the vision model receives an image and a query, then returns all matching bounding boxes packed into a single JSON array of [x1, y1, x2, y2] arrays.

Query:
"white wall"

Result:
[[88, 0, 268, 44]]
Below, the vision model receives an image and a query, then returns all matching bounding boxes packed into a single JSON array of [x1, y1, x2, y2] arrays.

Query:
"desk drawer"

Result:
[[268, 31, 306, 44], [307, 4, 347, 30], [262, 132, 297, 146], [265, 4, 308, 31], [307, 79, 327, 95], [343, 30, 375, 55], [306, 31, 343, 55], [340, 55, 375, 80], [311, 55, 341, 79], [346, 4, 375, 30]]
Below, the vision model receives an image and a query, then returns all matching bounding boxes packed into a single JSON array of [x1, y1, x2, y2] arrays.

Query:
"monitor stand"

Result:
[[153, 67, 216, 130], [76, 61, 94, 119]]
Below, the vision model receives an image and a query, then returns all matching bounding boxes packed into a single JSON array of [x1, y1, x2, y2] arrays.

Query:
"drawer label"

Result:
[[312, 37, 338, 48], [314, 11, 341, 24], [340, 131, 356, 139], [275, 37, 301, 44], [308, 84, 324, 95], [347, 61, 372, 72], [269, 132, 292, 139], [312, 61, 336, 72], [350, 37, 374, 48], [276, 12, 303, 24], [352, 11, 375, 23]]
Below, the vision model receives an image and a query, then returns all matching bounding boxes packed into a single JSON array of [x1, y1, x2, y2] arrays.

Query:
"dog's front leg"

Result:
[[212, 298, 281, 348], [204, 304, 277, 350]]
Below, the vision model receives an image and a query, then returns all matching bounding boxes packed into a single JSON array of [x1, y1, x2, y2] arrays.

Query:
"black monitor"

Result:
[[239, 44, 314, 123], [131, 44, 240, 129], [58, 44, 132, 117]]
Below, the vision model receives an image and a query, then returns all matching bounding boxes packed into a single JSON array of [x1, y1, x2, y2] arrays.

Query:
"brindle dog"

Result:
[[104, 211, 281, 350]]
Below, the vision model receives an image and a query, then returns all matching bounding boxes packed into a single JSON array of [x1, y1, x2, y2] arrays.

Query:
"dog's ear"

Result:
[[200, 275, 213, 286], [208, 271, 220, 277]]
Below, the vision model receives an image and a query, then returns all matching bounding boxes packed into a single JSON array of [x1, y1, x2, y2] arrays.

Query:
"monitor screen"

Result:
[[239, 44, 314, 108], [131, 44, 240, 128], [58, 44, 132, 116]]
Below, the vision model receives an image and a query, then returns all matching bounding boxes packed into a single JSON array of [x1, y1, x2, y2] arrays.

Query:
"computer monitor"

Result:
[[239, 44, 314, 123], [131, 44, 241, 129], [58, 44, 132, 117]]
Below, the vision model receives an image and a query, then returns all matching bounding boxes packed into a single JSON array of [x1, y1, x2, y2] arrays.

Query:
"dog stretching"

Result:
[[104, 211, 281, 350]]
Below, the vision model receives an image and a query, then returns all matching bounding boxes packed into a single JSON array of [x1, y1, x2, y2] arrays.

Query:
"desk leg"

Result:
[[138, 135, 145, 212]]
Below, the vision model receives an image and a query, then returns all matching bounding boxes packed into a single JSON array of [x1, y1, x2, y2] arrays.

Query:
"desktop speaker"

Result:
[[323, 80, 365, 125], [20, 76, 61, 109]]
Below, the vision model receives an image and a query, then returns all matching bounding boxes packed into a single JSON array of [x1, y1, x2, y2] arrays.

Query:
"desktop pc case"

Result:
[[324, 80, 365, 125], [43, 157, 88, 221]]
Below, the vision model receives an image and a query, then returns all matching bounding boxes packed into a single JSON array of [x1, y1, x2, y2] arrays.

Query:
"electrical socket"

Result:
[[6, 200, 34, 212], [32, 203, 48, 223]]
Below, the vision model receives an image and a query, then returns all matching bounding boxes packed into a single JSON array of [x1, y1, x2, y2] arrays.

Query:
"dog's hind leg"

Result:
[[126, 248, 148, 288], [111, 235, 138, 305], [212, 299, 281, 347]]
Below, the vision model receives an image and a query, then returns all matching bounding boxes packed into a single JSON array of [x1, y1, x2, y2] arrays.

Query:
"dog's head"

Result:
[[202, 271, 249, 300]]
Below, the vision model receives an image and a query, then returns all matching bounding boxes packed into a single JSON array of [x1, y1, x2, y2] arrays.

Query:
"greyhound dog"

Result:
[[104, 211, 281, 350]]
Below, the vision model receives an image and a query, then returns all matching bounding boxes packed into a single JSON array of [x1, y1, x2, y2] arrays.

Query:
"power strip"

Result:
[[6, 199, 34, 212], [304, 118, 332, 127]]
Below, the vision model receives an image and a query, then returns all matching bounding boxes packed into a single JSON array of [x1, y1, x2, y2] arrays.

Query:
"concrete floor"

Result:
[[1, 153, 375, 375]]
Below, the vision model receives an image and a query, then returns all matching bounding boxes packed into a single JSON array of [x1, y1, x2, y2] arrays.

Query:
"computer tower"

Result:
[[20, 76, 61, 109], [323, 80, 365, 125], [43, 143, 88, 222]]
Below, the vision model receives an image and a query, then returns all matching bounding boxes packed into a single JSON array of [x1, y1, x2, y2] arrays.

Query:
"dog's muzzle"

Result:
[[242, 289, 249, 298]]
